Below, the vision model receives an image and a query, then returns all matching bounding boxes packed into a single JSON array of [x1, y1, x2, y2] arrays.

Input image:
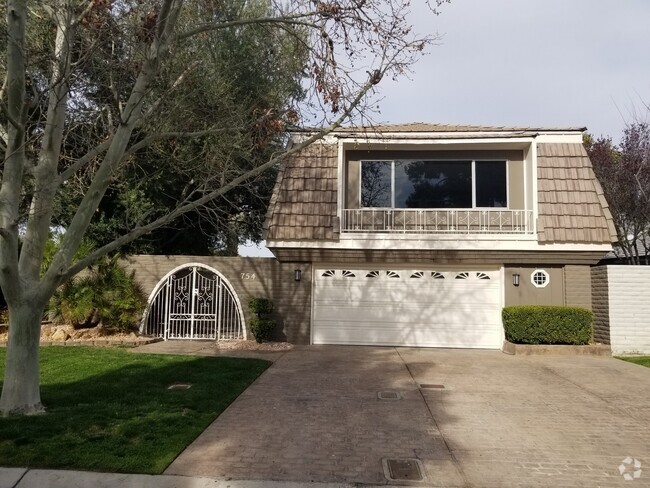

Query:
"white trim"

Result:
[[268, 237, 612, 252], [309, 265, 316, 345], [535, 133, 583, 144], [339, 137, 536, 148], [140, 262, 247, 340], [297, 131, 583, 146], [531, 141, 539, 232], [531, 269, 550, 288], [471, 160, 476, 208], [499, 265, 506, 344], [337, 140, 344, 220], [523, 146, 528, 220]]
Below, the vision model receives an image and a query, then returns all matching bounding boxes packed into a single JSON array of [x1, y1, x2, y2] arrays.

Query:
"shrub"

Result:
[[502, 306, 593, 345], [248, 317, 276, 343], [48, 255, 147, 332], [248, 297, 274, 316], [247, 297, 275, 343]]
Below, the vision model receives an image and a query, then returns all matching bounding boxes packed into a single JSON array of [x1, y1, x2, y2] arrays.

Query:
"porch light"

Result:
[[513, 273, 520, 287], [294, 269, 302, 282]]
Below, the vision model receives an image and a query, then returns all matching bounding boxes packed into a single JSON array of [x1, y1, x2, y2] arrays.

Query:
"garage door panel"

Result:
[[313, 325, 502, 348], [313, 304, 499, 325], [314, 288, 500, 307], [312, 267, 503, 349]]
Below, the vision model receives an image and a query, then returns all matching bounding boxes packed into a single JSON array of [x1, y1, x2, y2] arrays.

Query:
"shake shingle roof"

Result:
[[264, 142, 338, 241], [537, 143, 616, 244], [264, 137, 616, 245]]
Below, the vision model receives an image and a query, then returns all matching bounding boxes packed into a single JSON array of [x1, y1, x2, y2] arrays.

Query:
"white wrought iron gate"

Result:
[[142, 265, 245, 340]]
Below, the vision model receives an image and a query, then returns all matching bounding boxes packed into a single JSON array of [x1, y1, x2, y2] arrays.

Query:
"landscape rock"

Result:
[[51, 329, 70, 342]]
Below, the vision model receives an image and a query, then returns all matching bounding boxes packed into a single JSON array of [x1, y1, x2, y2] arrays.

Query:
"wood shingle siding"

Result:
[[265, 136, 616, 247], [536, 143, 616, 244], [264, 142, 339, 242]]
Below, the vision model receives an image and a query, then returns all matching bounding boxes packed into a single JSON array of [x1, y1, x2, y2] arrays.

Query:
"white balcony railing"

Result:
[[341, 208, 534, 235]]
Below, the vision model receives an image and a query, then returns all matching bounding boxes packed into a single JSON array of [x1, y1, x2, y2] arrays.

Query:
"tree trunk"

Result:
[[0, 300, 46, 416]]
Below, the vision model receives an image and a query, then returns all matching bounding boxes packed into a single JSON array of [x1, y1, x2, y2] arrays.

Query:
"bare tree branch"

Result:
[[64, 70, 379, 279]]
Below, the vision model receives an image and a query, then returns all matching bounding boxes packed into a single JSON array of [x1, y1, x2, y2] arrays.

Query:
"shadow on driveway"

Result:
[[167, 346, 650, 487]]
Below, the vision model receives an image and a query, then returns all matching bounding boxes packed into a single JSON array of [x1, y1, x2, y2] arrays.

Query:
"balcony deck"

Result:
[[341, 208, 534, 235]]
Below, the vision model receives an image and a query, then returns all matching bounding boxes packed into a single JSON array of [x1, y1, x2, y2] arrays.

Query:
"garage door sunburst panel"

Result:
[[313, 267, 503, 349]]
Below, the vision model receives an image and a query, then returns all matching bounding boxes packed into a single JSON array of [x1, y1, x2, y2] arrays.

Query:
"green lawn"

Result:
[[618, 356, 650, 368], [0, 347, 270, 473]]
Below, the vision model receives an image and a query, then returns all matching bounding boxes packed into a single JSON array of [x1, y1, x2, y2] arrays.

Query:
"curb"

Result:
[[0, 338, 163, 348], [501, 340, 611, 356], [0, 468, 392, 488]]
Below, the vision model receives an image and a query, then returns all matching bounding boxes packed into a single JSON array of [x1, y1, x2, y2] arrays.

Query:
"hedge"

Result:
[[502, 306, 593, 345]]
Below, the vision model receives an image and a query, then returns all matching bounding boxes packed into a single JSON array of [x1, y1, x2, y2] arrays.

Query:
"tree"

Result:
[[586, 123, 650, 264], [0, 0, 448, 415], [54, 6, 302, 255]]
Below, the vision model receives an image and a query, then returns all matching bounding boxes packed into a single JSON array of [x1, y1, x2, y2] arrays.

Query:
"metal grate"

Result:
[[377, 391, 402, 400], [383, 458, 424, 481], [420, 384, 445, 389]]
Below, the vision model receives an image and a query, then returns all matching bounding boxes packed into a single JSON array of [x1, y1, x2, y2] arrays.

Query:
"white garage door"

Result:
[[312, 267, 503, 348]]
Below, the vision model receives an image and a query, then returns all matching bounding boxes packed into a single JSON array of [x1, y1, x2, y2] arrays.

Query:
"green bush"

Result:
[[248, 297, 274, 316], [247, 297, 275, 343], [502, 306, 593, 345], [248, 317, 276, 343], [48, 255, 147, 332]]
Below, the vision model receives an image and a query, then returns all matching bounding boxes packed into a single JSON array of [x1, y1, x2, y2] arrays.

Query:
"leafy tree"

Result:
[[585, 124, 650, 264], [0, 0, 448, 415]]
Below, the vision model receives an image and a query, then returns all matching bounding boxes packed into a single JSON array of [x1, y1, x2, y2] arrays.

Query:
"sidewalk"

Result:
[[1, 468, 394, 488]]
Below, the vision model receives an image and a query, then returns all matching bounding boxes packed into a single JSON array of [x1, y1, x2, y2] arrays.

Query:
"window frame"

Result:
[[358, 159, 510, 210], [531, 269, 550, 288]]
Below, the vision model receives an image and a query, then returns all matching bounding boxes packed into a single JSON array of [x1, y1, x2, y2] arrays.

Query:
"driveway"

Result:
[[165, 347, 650, 487]]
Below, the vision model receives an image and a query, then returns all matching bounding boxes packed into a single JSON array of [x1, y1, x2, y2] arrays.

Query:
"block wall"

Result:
[[124, 255, 312, 344]]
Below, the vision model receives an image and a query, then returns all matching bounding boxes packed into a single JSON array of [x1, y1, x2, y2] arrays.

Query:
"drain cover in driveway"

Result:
[[420, 384, 445, 389], [383, 458, 424, 481], [377, 391, 402, 400]]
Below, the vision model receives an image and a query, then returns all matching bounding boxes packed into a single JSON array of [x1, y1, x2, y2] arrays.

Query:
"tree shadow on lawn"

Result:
[[0, 347, 270, 474]]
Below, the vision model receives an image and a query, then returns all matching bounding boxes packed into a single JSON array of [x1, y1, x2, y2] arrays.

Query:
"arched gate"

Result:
[[142, 264, 245, 340]]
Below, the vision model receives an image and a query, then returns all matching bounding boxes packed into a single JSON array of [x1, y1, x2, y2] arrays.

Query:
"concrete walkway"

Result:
[[165, 346, 650, 487]]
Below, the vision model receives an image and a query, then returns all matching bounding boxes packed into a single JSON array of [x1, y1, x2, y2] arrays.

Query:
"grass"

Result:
[[618, 356, 650, 368], [0, 347, 270, 474]]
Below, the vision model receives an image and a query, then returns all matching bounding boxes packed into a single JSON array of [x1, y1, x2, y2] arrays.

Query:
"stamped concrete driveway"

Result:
[[166, 347, 650, 487]]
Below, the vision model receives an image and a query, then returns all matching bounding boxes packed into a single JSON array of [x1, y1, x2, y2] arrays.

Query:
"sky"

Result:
[[239, 0, 649, 257], [377, 0, 650, 139]]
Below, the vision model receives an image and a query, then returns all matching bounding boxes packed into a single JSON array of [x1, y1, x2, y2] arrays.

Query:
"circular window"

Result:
[[531, 269, 550, 288]]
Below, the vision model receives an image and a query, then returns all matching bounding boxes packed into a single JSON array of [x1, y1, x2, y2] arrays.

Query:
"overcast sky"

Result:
[[377, 0, 650, 139], [239, 0, 648, 257]]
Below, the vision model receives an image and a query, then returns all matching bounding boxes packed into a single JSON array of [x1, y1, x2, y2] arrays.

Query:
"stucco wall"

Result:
[[503, 266, 565, 306], [123, 255, 312, 344], [592, 265, 650, 354]]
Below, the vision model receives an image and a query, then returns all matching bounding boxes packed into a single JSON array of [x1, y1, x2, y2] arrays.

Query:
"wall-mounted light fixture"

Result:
[[294, 269, 302, 282], [513, 273, 520, 287]]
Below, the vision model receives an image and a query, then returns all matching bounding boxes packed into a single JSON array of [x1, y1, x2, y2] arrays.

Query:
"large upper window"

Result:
[[360, 160, 507, 209]]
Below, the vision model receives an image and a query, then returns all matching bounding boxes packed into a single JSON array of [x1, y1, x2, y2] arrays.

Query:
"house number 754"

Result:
[[240, 273, 256, 280]]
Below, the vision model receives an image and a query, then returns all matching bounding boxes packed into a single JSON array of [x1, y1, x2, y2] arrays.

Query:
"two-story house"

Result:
[[264, 123, 616, 349]]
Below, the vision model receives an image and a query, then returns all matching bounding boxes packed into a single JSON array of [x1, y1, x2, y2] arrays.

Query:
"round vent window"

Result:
[[531, 269, 550, 288]]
